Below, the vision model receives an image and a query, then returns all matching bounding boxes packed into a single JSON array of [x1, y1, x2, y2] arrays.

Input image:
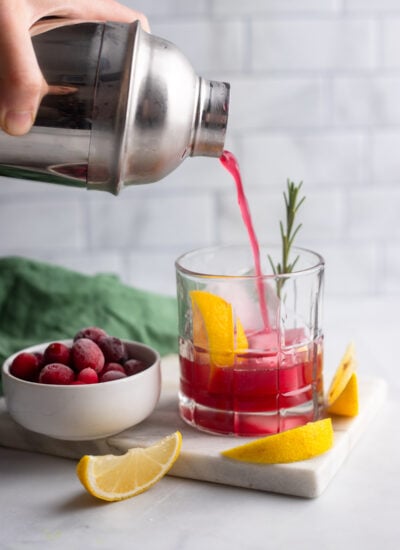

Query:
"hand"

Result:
[[0, 0, 149, 136]]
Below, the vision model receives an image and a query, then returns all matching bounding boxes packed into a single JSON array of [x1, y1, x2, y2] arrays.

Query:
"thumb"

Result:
[[0, 15, 47, 136]]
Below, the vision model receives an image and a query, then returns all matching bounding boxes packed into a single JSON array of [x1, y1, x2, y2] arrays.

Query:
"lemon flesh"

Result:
[[326, 342, 359, 417], [190, 290, 248, 367], [326, 372, 359, 417], [76, 432, 182, 501], [327, 342, 357, 405], [221, 418, 334, 464]]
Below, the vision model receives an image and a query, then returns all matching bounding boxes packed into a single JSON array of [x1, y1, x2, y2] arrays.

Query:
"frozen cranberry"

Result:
[[98, 336, 126, 363], [73, 326, 108, 344], [33, 352, 44, 367], [100, 370, 127, 382], [10, 352, 40, 381], [71, 338, 105, 373], [70, 380, 85, 385], [77, 368, 98, 384], [43, 342, 71, 366], [124, 358, 147, 376], [38, 363, 75, 385], [103, 362, 125, 375]]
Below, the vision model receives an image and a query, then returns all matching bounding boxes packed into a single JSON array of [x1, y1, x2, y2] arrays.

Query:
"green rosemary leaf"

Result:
[[288, 223, 303, 249], [268, 255, 278, 275], [269, 179, 306, 296], [279, 220, 285, 240], [295, 196, 306, 214], [288, 256, 300, 272]]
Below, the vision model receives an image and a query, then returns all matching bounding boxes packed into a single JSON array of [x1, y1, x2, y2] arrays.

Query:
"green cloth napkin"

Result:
[[0, 256, 178, 394]]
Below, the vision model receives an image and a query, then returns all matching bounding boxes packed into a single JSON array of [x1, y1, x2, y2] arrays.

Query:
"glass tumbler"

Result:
[[175, 244, 325, 437]]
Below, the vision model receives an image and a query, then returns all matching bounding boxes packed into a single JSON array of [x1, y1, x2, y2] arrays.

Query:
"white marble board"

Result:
[[0, 355, 388, 498]]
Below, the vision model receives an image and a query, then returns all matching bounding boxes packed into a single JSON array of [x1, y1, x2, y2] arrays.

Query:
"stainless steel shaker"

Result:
[[0, 20, 230, 194]]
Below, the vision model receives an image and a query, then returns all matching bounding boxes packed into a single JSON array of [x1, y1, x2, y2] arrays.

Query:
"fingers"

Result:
[[91, 0, 150, 32], [0, 7, 47, 135], [37, 0, 150, 32], [0, 0, 150, 136]]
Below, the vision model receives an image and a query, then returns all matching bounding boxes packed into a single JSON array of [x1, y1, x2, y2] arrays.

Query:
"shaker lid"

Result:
[[191, 79, 230, 158]]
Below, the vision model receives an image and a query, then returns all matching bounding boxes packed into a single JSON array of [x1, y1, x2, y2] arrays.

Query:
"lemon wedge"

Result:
[[76, 432, 182, 501], [326, 342, 359, 417], [190, 290, 248, 366], [326, 372, 359, 417], [326, 342, 357, 405], [221, 419, 334, 464]]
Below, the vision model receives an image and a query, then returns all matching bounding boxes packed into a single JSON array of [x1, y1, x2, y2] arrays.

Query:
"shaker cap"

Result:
[[191, 79, 230, 158]]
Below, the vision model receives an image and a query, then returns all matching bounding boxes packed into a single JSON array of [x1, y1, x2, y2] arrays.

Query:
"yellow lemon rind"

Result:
[[221, 418, 334, 464]]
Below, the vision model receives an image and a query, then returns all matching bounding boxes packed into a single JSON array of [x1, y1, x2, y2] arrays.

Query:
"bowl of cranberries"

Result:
[[2, 327, 161, 441]]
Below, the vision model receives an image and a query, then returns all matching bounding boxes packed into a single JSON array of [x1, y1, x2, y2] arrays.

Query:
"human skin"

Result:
[[0, 0, 149, 136]]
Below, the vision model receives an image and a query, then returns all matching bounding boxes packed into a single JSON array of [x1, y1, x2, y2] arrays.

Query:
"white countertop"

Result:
[[1, 296, 399, 549]]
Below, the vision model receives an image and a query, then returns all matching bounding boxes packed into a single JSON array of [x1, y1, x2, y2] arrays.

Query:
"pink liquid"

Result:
[[179, 332, 323, 436], [220, 151, 270, 331]]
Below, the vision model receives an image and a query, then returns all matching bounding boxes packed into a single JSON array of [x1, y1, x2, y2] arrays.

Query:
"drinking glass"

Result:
[[175, 244, 324, 436]]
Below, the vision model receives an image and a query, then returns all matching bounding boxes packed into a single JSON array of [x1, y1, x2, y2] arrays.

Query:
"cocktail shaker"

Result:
[[0, 19, 230, 194]]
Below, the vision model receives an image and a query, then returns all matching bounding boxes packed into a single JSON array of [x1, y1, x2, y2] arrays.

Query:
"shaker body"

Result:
[[0, 21, 230, 194]]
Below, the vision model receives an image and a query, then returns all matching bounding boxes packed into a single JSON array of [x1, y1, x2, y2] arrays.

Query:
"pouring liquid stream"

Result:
[[220, 150, 270, 333]]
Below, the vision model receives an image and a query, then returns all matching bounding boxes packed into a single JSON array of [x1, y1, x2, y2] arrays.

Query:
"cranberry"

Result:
[[38, 363, 75, 385], [43, 342, 71, 366], [100, 370, 127, 382], [124, 358, 147, 376], [10, 352, 40, 381], [98, 336, 126, 363], [77, 368, 99, 384], [33, 352, 44, 367], [73, 326, 108, 344], [71, 338, 105, 373], [103, 362, 126, 375]]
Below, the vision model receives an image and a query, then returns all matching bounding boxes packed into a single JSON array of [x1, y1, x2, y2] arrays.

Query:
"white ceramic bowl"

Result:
[[2, 339, 161, 441]]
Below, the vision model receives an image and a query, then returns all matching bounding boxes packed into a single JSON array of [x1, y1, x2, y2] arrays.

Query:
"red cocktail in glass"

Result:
[[176, 245, 324, 436]]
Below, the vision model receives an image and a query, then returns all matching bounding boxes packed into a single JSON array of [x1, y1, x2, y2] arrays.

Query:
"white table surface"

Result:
[[1, 295, 399, 550]]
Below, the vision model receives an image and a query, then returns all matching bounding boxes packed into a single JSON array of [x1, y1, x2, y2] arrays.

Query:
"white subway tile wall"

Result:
[[1, 0, 399, 298]]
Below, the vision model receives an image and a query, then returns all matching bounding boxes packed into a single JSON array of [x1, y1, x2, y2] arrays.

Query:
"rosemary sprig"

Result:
[[268, 180, 305, 296]]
